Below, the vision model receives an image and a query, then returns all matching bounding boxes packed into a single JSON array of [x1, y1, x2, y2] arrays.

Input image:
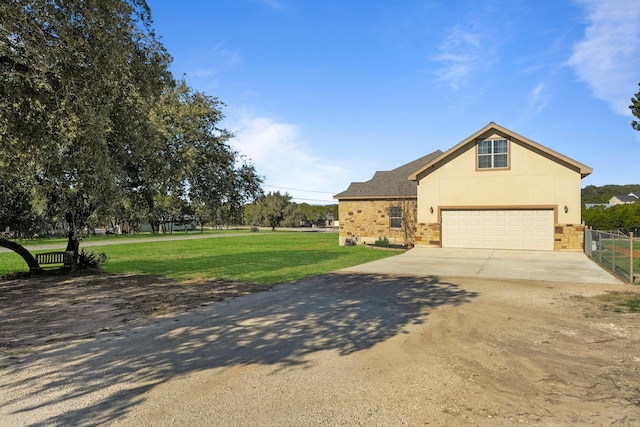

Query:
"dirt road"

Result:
[[1, 271, 639, 425]]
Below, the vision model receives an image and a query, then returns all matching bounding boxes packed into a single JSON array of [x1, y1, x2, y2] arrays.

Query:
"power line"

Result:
[[291, 197, 337, 203], [262, 184, 336, 195]]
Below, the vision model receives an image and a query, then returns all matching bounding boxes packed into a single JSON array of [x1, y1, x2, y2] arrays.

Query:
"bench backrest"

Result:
[[36, 252, 74, 265]]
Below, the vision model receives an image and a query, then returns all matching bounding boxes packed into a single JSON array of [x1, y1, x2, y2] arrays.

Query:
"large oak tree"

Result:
[[0, 0, 262, 269]]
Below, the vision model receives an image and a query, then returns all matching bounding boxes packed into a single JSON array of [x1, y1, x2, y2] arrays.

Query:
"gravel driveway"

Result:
[[1, 250, 638, 426]]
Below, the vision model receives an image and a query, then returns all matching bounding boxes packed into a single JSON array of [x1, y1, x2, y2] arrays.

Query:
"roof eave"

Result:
[[334, 195, 417, 201], [408, 122, 593, 180]]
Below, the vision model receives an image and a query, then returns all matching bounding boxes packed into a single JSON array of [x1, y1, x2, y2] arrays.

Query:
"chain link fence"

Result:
[[584, 229, 638, 284]]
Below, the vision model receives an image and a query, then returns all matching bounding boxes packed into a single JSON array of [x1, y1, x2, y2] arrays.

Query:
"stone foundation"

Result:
[[415, 223, 441, 246], [554, 224, 584, 251]]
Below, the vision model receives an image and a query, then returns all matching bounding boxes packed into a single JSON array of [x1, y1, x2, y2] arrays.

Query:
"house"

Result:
[[609, 193, 639, 205], [335, 122, 592, 251], [333, 150, 443, 246]]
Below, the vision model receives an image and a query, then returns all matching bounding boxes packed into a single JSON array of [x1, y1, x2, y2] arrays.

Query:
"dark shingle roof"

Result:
[[613, 194, 639, 203], [334, 150, 443, 199]]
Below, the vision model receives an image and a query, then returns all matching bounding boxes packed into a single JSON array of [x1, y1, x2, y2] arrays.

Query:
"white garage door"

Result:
[[442, 210, 554, 251]]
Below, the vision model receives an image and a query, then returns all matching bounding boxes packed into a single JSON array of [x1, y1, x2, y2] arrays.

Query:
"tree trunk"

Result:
[[65, 230, 80, 268], [0, 237, 42, 274]]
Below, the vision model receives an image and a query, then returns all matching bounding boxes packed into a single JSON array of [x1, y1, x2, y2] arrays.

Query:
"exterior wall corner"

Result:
[[415, 222, 441, 247], [554, 224, 585, 251]]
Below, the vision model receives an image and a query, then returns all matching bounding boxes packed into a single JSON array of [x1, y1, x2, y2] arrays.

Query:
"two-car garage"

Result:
[[441, 209, 555, 251]]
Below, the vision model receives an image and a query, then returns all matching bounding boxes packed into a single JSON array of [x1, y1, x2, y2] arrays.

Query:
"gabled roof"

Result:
[[407, 122, 593, 181], [334, 150, 443, 200], [611, 194, 639, 203]]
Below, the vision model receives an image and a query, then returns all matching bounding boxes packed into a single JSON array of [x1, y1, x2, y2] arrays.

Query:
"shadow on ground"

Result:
[[1, 272, 478, 426]]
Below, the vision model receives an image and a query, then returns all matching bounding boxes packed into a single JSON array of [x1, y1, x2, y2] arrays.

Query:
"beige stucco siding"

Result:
[[416, 139, 582, 225]]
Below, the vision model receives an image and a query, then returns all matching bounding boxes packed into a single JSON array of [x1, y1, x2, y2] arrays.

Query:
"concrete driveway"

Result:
[[341, 247, 623, 284]]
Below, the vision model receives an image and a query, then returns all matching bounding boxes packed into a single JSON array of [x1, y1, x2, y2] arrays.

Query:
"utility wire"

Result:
[[262, 184, 336, 195], [291, 197, 337, 203]]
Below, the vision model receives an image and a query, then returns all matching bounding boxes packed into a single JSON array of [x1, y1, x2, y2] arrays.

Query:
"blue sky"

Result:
[[147, 0, 640, 204]]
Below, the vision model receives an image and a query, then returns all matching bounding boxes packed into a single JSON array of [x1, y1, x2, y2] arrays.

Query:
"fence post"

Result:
[[612, 234, 616, 275], [586, 227, 591, 255], [598, 231, 602, 263], [631, 232, 634, 284]]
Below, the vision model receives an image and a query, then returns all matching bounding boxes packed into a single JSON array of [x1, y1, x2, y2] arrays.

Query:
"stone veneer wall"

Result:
[[415, 223, 441, 246], [554, 224, 584, 251], [338, 199, 413, 246]]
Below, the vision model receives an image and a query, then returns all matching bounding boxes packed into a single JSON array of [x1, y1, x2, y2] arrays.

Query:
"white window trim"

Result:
[[477, 138, 509, 169]]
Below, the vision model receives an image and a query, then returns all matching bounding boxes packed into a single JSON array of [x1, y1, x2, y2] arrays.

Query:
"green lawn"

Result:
[[596, 239, 640, 281], [10, 228, 251, 247], [0, 232, 401, 284]]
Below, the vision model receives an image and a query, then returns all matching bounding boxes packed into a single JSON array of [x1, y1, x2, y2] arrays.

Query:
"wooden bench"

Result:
[[36, 251, 74, 269]]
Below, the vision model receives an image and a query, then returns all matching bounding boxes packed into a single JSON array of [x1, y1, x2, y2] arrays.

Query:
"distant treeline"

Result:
[[582, 184, 640, 204], [581, 184, 640, 231]]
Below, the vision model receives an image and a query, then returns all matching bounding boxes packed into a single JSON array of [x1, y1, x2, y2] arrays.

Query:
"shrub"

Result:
[[77, 249, 108, 269], [250, 226, 260, 232], [374, 236, 390, 247]]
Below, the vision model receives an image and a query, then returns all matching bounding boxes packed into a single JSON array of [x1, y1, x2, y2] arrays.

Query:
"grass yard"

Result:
[[9, 228, 251, 248], [597, 291, 640, 313], [0, 232, 401, 284], [595, 238, 640, 282]]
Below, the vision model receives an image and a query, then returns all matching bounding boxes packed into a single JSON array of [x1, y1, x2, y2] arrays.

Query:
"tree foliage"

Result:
[[0, 0, 262, 266], [582, 185, 640, 233], [631, 82, 640, 131], [582, 203, 640, 232], [245, 194, 337, 230], [1, 0, 172, 251], [582, 185, 640, 204], [0, 180, 40, 237], [297, 203, 337, 226], [247, 191, 294, 231]]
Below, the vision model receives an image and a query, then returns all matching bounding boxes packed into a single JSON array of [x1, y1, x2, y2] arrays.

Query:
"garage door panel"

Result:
[[442, 210, 554, 251]]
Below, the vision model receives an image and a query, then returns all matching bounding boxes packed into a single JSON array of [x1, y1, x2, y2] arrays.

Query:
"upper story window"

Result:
[[477, 139, 508, 169]]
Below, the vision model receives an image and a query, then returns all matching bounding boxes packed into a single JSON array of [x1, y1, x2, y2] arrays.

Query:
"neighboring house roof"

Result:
[[610, 194, 639, 204], [334, 150, 443, 200], [408, 122, 593, 181]]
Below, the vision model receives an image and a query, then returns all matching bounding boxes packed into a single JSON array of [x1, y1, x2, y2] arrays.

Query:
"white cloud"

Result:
[[568, 0, 640, 116], [252, 0, 284, 10], [527, 82, 549, 115], [177, 42, 240, 88], [230, 113, 351, 203], [210, 41, 242, 66], [431, 24, 489, 90], [191, 67, 218, 78]]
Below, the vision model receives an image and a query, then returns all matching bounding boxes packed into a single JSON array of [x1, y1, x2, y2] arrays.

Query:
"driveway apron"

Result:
[[341, 247, 623, 284]]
